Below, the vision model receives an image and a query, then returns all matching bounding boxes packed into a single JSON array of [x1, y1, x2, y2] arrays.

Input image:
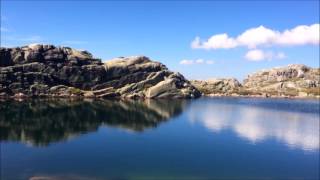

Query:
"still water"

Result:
[[0, 98, 319, 180]]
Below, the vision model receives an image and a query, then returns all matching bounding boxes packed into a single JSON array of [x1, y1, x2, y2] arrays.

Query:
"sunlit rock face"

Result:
[[187, 99, 319, 151], [103, 56, 200, 98], [191, 78, 242, 95], [0, 99, 188, 146], [243, 64, 320, 96], [190, 64, 320, 97], [0, 44, 200, 99]]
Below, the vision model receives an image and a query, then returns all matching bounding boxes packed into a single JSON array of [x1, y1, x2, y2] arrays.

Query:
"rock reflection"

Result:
[[0, 99, 187, 146], [188, 99, 319, 151]]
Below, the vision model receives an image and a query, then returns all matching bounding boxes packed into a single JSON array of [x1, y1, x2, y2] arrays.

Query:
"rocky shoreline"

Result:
[[203, 93, 320, 99], [1, 44, 319, 100]]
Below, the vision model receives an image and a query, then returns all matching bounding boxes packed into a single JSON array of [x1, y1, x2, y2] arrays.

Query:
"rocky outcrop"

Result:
[[243, 64, 320, 97], [191, 64, 319, 98], [0, 44, 200, 99], [191, 78, 241, 95]]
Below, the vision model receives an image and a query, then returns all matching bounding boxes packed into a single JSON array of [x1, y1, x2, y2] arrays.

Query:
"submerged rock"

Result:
[[0, 44, 200, 99]]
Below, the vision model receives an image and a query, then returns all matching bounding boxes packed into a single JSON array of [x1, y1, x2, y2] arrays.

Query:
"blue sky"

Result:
[[1, 1, 319, 80]]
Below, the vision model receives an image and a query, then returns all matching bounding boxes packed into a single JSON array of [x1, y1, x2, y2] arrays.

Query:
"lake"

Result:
[[0, 98, 319, 180]]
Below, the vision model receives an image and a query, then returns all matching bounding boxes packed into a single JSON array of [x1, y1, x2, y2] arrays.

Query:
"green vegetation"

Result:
[[69, 87, 83, 95]]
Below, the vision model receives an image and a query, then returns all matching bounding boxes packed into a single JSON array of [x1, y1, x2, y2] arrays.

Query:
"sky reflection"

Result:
[[188, 98, 319, 151]]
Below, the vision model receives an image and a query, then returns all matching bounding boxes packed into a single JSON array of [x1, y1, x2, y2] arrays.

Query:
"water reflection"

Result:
[[188, 98, 319, 151], [0, 99, 187, 146]]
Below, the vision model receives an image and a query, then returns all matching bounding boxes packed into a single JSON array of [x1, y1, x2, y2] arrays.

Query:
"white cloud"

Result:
[[275, 52, 286, 59], [206, 60, 214, 64], [191, 24, 320, 50], [276, 24, 320, 45], [192, 34, 237, 49], [180, 59, 194, 65], [195, 59, 204, 63], [237, 25, 277, 48], [191, 37, 201, 49], [245, 49, 266, 61], [245, 49, 286, 61], [180, 58, 215, 65]]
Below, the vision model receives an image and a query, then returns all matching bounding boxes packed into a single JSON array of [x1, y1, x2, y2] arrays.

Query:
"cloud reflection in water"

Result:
[[188, 99, 319, 151]]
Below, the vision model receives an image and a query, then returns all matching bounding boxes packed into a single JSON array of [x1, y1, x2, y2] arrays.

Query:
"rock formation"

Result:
[[243, 64, 320, 97], [191, 78, 241, 95], [191, 64, 319, 98], [0, 44, 200, 99]]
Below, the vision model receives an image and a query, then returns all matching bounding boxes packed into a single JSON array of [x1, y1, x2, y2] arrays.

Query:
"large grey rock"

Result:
[[0, 44, 200, 99], [243, 64, 320, 97], [191, 78, 241, 95], [0, 44, 98, 66], [191, 64, 319, 97], [102, 56, 200, 98]]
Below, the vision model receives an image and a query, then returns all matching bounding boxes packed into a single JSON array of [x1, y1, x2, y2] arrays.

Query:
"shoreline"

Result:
[[1, 93, 319, 101], [202, 93, 320, 100]]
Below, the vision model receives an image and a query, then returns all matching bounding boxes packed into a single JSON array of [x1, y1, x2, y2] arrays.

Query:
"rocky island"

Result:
[[191, 64, 320, 98], [0, 44, 200, 99]]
